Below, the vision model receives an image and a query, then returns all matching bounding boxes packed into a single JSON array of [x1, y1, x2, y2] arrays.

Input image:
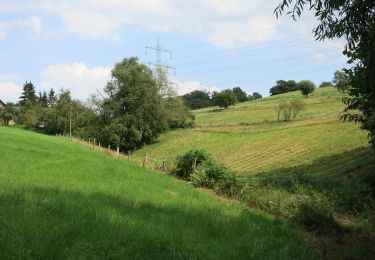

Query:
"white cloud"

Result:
[[0, 0, 285, 47], [174, 79, 221, 96], [310, 51, 326, 63], [0, 16, 43, 40], [0, 82, 22, 103], [61, 10, 119, 38], [40, 62, 111, 100]]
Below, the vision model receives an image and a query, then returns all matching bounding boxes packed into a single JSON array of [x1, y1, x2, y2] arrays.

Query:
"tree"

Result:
[[275, 0, 375, 147], [183, 90, 211, 109], [333, 70, 351, 92], [214, 89, 237, 109], [232, 87, 248, 102], [270, 80, 299, 96], [38, 91, 48, 108], [19, 81, 37, 107], [48, 88, 58, 107], [299, 80, 316, 97], [252, 92, 263, 100], [101, 57, 168, 150], [290, 100, 304, 119], [319, 81, 334, 88]]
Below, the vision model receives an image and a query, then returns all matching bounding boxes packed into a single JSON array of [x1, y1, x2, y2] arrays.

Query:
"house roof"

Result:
[[0, 99, 6, 107]]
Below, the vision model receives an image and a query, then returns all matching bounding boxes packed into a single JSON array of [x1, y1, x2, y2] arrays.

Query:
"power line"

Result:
[[172, 17, 315, 51]]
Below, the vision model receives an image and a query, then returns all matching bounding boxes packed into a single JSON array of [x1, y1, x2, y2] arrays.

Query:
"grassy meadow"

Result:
[[133, 87, 370, 176], [131, 87, 375, 258], [0, 127, 314, 259]]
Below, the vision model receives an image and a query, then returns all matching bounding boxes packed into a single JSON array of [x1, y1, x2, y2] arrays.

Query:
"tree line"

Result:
[[0, 57, 194, 151], [269, 70, 351, 96], [183, 87, 262, 110]]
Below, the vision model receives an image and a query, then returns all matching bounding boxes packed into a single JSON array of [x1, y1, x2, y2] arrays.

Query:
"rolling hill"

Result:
[[0, 127, 313, 259]]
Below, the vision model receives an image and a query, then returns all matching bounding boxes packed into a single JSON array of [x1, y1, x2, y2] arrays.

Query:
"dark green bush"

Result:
[[293, 198, 337, 231], [172, 149, 242, 197], [333, 181, 374, 213], [172, 150, 210, 179], [191, 160, 228, 188]]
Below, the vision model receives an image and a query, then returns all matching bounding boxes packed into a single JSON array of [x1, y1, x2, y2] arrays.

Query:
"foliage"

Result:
[[183, 90, 212, 109], [232, 87, 248, 102], [319, 81, 333, 88], [270, 80, 299, 96], [164, 97, 195, 129], [0, 103, 17, 125], [333, 70, 351, 92], [275, 0, 375, 148], [252, 92, 263, 100], [275, 100, 304, 121], [214, 89, 238, 109], [19, 81, 37, 107], [172, 149, 210, 179], [299, 80, 316, 97], [293, 196, 337, 231]]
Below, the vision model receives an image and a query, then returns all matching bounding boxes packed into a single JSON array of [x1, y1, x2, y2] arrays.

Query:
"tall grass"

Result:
[[0, 127, 314, 259]]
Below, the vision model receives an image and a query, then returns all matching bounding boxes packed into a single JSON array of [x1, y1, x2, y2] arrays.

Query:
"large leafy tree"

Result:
[[214, 89, 238, 109], [270, 80, 299, 96], [101, 57, 168, 150], [275, 0, 375, 146], [183, 90, 212, 109], [232, 87, 248, 102], [299, 80, 316, 97]]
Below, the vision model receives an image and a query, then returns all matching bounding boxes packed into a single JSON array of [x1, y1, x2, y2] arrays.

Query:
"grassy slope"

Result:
[[133, 87, 372, 177], [0, 127, 313, 259], [132, 87, 375, 258]]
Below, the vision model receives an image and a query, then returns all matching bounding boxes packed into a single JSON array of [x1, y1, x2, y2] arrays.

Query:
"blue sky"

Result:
[[0, 0, 348, 103]]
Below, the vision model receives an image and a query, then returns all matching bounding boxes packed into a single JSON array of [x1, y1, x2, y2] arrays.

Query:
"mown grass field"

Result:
[[0, 127, 314, 259], [133, 87, 371, 177], [132, 87, 375, 258]]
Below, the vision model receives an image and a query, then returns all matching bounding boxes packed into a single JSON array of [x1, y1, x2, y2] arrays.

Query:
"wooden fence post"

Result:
[[116, 147, 120, 160], [127, 151, 130, 161], [93, 139, 96, 149], [143, 153, 148, 167], [162, 161, 166, 172]]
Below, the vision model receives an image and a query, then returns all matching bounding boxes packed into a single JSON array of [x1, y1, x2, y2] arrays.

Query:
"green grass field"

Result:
[[131, 87, 375, 258], [133, 87, 371, 177], [0, 127, 314, 259]]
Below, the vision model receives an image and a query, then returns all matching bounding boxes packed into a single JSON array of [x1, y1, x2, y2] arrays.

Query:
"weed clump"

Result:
[[171, 149, 242, 197]]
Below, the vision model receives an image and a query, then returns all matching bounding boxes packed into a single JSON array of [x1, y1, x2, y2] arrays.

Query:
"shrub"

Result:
[[172, 150, 210, 179], [333, 181, 374, 213], [172, 149, 242, 197], [293, 195, 337, 231], [191, 160, 228, 188]]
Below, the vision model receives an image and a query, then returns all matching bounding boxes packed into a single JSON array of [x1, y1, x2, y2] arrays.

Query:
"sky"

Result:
[[0, 0, 348, 103]]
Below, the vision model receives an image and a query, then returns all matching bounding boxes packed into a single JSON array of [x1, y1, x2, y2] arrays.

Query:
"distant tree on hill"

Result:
[[214, 89, 237, 109], [183, 90, 211, 109], [252, 92, 263, 100], [270, 80, 299, 96], [319, 81, 334, 88], [299, 80, 316, 97], [38, 91, 48, 108], [48, 88, 58, 107], [333, 70, 351, 92], [19, 81, 37, 107], [232, 87, 248, 102]]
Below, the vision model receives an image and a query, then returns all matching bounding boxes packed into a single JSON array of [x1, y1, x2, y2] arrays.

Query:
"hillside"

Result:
[[0, 127, 313, 259], [131, 87, 375, 258], [133, 87, 371, 177]]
